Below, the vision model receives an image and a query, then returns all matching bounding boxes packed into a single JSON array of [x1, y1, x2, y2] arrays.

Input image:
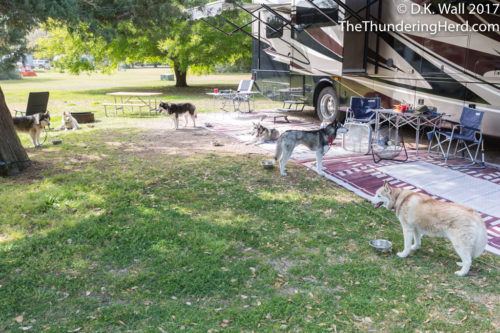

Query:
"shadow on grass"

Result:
[[75, 84, 241, 97]]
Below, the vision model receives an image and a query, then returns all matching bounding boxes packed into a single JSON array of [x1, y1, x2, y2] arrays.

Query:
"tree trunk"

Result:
[[173, 66, 187, 87], [0, 86, 30, 176]]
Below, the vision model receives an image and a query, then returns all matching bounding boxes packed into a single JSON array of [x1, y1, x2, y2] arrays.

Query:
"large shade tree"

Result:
[[1, 0, 250, 174], [36, 7, 251, 87], [0, 0, 84, 175]]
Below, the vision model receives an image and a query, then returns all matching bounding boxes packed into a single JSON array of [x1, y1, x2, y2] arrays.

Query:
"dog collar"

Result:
[[328, 136, 334, 146]]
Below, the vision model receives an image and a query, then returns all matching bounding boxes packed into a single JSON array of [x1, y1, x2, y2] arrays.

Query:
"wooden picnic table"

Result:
[[103, 92, 162, 116]]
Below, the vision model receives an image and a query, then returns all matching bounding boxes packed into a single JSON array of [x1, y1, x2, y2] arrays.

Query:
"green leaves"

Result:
[[28, 1, 252, 85]]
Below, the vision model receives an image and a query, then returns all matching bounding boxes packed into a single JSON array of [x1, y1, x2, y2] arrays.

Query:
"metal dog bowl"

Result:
[[51, 139, 63, 145], [261, 160, 274, 169], [369, 239, 392, 253]]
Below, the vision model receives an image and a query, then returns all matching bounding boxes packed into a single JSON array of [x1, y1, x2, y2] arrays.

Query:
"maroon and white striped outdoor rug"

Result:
[[200, 112, 500, 255]]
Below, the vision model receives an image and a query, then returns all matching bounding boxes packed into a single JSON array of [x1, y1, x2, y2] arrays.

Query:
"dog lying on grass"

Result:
[[58, 111, 79, 131], [372, 181, 487, 276]]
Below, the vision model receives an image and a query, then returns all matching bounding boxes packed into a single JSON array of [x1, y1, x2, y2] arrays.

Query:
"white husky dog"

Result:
[[58, 112, 79, 131]]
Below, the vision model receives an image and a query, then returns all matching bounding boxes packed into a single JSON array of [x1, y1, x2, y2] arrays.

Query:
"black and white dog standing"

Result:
[[274, 120, 348, 176], [12, 112, 51, 147], [158, 102, 197, 130]]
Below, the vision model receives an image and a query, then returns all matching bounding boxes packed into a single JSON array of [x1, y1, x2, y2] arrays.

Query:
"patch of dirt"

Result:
[[4, 116, 275, 182], [133, 117, 271, 157]]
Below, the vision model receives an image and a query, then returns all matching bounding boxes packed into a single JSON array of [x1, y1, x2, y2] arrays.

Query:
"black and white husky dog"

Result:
[[158, 102, 197, 130], [12, 112, 51, 147], [274, 120, 348, 176]]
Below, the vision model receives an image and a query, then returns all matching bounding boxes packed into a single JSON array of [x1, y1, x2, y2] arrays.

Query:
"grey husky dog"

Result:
[[247, 118, 280, 145], [158, 102, 197, 130], [12, 112, 51, 147], [274, 120, 348, 176]]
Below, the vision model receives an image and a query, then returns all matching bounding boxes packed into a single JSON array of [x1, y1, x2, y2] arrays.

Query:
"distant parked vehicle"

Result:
[[33, 59, 51, 70]]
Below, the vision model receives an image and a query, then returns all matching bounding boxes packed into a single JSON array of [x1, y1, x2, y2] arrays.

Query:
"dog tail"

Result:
[[473, 217, 488, 258], [274, 135, 283, 164]]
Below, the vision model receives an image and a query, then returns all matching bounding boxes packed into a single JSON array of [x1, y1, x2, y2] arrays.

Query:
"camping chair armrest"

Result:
[[459, 124, 482, 132], [450, 123, 481, 133], [365, 109, 376, 120], [448, 124, 482, 142], [440, 119, 460, 126], [456, 124, 483, 141]]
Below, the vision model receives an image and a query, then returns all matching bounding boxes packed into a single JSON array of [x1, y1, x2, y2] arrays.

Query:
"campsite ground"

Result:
[[0, 69, 498, 332]]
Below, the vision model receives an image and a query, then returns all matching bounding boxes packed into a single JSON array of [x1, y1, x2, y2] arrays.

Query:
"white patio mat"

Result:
[[378, 161, 500, 218]]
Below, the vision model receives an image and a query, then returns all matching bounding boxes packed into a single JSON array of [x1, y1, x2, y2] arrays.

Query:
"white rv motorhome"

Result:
[[189, 0, 500, 137]]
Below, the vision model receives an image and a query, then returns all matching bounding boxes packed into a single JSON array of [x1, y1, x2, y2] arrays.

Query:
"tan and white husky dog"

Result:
[[372, 181, 487, 276]]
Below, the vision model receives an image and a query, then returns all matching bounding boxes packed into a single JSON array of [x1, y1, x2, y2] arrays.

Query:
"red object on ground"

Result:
[[21, 71, 37, 77]]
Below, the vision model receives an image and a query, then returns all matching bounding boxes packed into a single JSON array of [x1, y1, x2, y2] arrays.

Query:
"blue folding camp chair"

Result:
[[342, 97, 380, 153], [427, 107, 485, 168], [345, 97, 380, 124]]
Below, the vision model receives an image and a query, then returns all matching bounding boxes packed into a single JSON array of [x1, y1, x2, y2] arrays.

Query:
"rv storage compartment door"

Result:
[[291, 0, 343, 76]]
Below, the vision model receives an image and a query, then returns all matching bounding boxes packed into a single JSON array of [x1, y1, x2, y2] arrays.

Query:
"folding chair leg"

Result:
[[451, 141, 485, 169], [443, 136, 454, 165]]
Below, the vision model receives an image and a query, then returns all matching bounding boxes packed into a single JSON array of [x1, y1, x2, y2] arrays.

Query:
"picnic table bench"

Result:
[[104, 92, 162, 116]]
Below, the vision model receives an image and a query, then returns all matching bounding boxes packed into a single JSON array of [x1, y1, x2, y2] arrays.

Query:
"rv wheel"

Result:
[[316, 86, 338, 122]]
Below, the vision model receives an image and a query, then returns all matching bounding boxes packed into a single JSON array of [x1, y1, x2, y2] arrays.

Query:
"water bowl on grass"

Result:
[[261, 160, 274, 169], [369, 239, 392, 253]]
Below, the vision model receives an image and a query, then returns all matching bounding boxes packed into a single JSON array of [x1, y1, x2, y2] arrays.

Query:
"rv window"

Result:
[[294, 0, 338, 28], [266, 15, 285, 39]]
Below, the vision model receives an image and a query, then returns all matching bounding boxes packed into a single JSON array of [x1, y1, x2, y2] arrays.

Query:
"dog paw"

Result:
[[397, 252, 408, 258], [281, 172, 288, 176], [454, 270, 468, 277], [456, 262, 463, 267], [410, 245, 420, 251]]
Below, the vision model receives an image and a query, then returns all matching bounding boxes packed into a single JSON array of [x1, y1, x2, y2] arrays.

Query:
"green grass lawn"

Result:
[[0, 70, 499, 332]]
